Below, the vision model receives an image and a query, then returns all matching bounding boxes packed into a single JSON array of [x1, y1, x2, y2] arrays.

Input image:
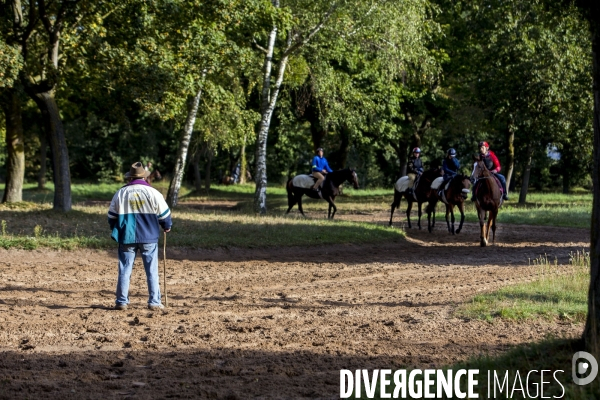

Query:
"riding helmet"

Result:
[[447, 148, 456, 156], [412, 147, 421, 154], [478, 141, 489, 148]]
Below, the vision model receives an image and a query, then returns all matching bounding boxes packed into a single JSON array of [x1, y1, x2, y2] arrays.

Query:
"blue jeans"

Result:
[[116, 243, 161, 306], [494, 173, 507, 194]]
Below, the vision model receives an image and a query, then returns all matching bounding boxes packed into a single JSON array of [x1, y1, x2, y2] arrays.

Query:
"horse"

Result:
[[146, 169, 162, 185], [389, 168, 442, 229], [286, 168, 359, 219], [426, 174, 471, 234], [470, 157, 502, 246]]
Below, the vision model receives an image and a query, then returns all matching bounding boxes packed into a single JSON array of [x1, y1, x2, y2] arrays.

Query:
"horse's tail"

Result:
[[286, 179, 294, 206]]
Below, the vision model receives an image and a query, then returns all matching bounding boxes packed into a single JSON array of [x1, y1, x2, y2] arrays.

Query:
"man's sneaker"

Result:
[[148, 304, 165, 311], [115, 304, 128, 310]]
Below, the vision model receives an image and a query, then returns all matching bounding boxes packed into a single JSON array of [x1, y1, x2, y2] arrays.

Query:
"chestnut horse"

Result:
[[146, 169, 162, 185], [389, 168, 442, 229], [286, 168, 359, 219], [471, 159, 502, 246], [426, 174, 471, 234]]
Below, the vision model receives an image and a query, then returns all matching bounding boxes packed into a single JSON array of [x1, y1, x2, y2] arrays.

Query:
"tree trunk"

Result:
[[166, 83, 204, 207], [38, 126, 47, 190], [239, 138, 247, 184], [393, 140, 409, 177], [518, 143, 533, 204], [337, 125, 351, 169], [193, 148, 202, 193], [1, 88, 25, 203], [30, 91, 71, 211], [253, 18, 283, 214], [585, 15, 600, 356], [505, 123, 515, 191], [204, 148, 213, 192]]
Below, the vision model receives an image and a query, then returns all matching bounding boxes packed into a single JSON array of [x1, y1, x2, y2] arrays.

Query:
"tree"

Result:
[[1, 30, 25, 202], [570, 0, 600, 358], [1, 0, 108, 211]]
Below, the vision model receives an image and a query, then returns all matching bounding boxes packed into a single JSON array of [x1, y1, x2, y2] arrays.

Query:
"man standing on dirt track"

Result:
[[108, 162, 172, 311]]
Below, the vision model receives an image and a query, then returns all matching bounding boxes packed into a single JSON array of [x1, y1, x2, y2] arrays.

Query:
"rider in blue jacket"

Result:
[[442, 148, 460, 185], [311, 147, 333, 191]]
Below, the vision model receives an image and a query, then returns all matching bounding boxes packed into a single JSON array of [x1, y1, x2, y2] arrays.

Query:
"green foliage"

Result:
[[0, 38, 22, 88]]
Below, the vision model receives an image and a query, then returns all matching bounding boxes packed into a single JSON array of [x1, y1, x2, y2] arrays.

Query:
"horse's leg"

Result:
[[485, 211, 493, 245], [406, 198, 413, 229], [286, 191, 298, 214], [426, 198, 437, 233], [389, 191, 400, 226], [450, 204, 456, 235], [445, 204, 451, 232], [329, 198, 337, 219], [417, 201, 423, 230], [490, 209, 498, 244], [479, 207, 487, 247], [456, 201, 465, 234], [298, 195, 306, 217]]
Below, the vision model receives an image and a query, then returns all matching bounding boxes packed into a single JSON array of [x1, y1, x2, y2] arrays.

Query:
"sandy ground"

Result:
[[0, 216, 589, 399]]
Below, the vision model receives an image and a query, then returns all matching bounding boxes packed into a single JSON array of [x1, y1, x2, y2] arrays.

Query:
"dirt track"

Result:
[[0, 221, 588, 399]]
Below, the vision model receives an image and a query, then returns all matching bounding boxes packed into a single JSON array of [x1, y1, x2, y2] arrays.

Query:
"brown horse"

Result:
[[286, 168, 359, 219], [426, 174, 471, 234], [146, 169, 162, 185], [471, 158, 502, 246], [389, 168, 442, 229]]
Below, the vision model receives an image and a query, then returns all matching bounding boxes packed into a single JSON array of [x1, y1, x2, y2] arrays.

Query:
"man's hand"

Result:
[[322, 169, 327, 174], [164, 229, 171, 233]]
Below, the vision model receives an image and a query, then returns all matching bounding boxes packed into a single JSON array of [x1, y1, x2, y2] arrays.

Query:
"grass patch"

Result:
[[457, 251, 590, 323], [0, 201, 404, 250]]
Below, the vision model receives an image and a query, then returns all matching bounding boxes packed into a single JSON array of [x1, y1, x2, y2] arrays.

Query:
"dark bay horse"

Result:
[[389, 168, 442, 229], [426, 174, 471, 234], [286, 168, 359, 219], [471, 159, 502, 246], [147, 169, 162, 185]]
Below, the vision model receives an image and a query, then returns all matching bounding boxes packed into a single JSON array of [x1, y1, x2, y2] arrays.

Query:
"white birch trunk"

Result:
[[166, 77, 205, 207], [253, 1, 336, 214], [253, 20, 279, 214]]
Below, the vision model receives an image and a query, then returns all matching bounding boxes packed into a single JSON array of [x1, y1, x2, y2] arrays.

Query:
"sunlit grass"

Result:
[[456, 251, 590, 322], [0, 201, 404, 250]]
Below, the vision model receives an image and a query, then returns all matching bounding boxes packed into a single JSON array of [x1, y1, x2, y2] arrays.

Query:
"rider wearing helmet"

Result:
[[406, 147, 424, 195], [477, 141, 509, 200], [442, 148, 460, 185], [311, 147, 333, 191]]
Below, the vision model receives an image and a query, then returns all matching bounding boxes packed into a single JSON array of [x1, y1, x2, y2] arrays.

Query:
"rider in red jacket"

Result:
[[476, 141, 508, 200]]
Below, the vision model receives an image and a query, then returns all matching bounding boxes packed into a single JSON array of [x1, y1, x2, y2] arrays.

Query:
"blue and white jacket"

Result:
[[107, 180, 172, 244]]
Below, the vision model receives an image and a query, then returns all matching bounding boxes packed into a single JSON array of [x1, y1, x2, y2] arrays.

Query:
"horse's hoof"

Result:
[[456, 229, 461, 234], [480, 239, 487, 247]]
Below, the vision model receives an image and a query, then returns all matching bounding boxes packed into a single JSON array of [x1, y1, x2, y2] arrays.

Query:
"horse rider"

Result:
[[311, 147, 333, 191], [406, 147, 424, 196], [442, 148, 460, 186], [476, 141, 509, 200]]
